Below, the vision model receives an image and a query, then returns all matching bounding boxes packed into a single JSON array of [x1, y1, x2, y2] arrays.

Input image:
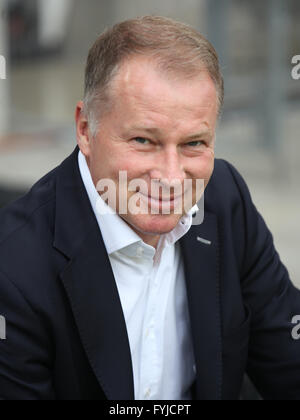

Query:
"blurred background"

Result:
[[0, 0, 299, 398]]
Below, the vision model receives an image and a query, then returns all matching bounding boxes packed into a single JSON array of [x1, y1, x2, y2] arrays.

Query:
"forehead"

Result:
[[111, 56, 218, 123]]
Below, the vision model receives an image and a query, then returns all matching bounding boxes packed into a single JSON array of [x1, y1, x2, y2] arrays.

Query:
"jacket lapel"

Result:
[[180, 211, 222, 400], [54, 148, 134, 400]]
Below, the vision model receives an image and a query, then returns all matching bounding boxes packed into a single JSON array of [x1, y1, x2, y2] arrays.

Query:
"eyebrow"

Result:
[[127, 126, 212, 141]]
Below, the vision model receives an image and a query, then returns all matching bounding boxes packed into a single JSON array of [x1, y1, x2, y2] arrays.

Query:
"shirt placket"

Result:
[[139, 257, 162, 400]]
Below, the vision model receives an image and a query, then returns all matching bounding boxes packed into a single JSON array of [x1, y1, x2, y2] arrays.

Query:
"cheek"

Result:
[[205, 151, 215, 175], [91, 141, 128, 178], [191, 149, 215, 180], [113, 153, 147, 180]]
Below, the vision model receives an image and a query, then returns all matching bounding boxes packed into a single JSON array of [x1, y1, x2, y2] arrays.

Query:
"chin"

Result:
[[124, 213, 182, 236]]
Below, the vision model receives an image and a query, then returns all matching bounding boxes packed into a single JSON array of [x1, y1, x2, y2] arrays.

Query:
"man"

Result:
[[0, 16, 300, 400]]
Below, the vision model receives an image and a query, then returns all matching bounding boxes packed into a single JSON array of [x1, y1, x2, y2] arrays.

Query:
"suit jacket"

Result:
[[0, 146, 300, 400]]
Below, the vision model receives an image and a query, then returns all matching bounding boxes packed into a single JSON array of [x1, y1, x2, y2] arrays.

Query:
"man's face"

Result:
[[78, 56, 218, 244]]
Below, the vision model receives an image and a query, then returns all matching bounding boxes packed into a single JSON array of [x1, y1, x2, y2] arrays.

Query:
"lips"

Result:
[[148, 195, 177, 202], [139, 192, 182, 202], [141, 194, 181, 203], [138, 192, 183, 213]]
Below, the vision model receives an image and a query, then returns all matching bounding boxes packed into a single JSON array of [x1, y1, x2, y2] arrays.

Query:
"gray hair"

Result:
[[83, 15, 224, 137]]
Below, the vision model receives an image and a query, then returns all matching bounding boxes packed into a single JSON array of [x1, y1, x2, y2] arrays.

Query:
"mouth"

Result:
[[148, 195, 178, 202], [138, 188, 184, 202], [139, 192, 183, 212]]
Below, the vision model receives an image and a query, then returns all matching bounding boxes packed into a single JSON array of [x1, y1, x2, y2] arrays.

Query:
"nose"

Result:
[[150, 147, 186, 189]]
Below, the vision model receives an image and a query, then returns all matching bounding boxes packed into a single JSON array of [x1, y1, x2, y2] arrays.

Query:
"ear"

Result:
[[75, 101, 92, 158]]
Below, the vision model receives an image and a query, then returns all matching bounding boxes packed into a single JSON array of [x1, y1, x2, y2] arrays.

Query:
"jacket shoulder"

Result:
[[0, 167, 58, 246], [0, 165, 61, 293]]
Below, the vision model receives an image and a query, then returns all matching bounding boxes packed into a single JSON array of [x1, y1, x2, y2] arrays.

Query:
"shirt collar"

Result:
[[78, 151, 199, 256]]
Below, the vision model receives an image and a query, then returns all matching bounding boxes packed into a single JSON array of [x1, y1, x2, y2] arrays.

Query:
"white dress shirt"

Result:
[[78, 151, 197, 400]]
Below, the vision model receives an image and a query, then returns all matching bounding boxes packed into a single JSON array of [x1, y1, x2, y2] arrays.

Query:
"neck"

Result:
[[138, 233, 160, 250], [126, 223, 161, 250]]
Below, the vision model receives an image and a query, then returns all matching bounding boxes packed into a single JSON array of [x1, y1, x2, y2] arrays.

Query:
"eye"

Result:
[[133, 137, 151, 145], [186, 141, 205, 147]]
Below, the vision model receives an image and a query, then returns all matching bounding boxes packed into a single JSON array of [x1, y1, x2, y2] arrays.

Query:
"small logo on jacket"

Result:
[[0, 315, 6, 340]]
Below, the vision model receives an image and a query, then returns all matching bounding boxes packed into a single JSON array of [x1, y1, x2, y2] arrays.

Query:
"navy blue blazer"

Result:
[[0, 147, 300, 400]]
